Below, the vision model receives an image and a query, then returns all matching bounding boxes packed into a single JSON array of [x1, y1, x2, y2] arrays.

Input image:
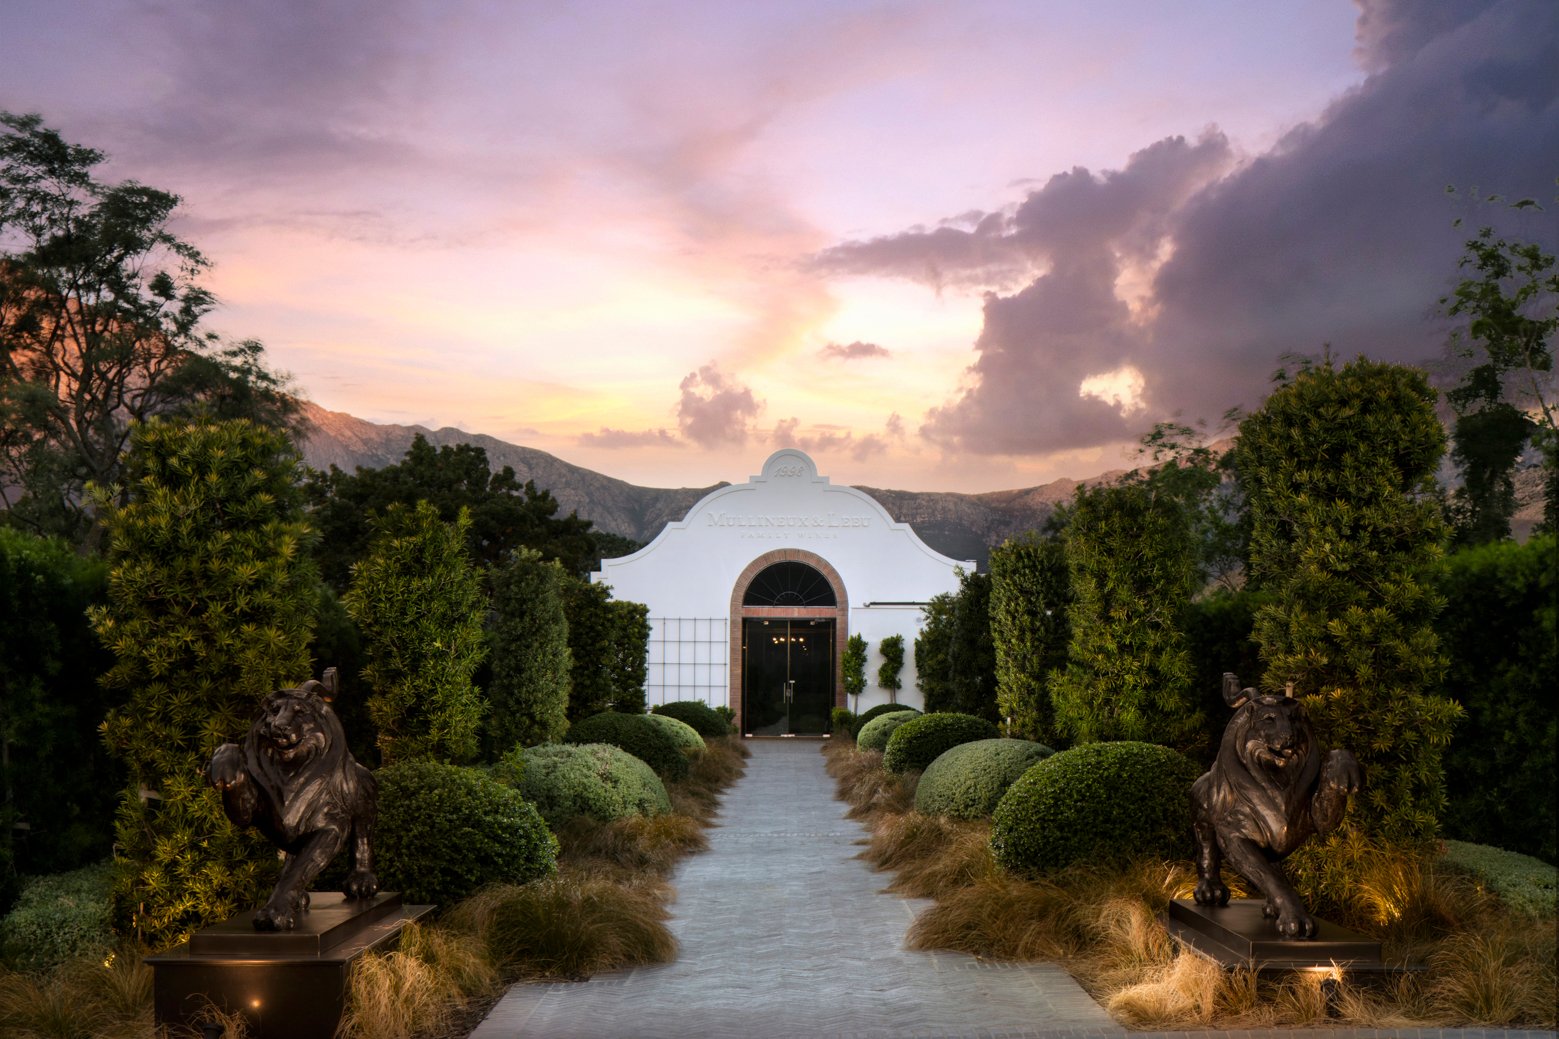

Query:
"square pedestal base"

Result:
[[146, 891, 433, 1039], [1166, 898, 1391, 972]]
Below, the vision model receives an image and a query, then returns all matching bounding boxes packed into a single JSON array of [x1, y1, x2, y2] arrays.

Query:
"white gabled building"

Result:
[[591, 449, 973, 736]]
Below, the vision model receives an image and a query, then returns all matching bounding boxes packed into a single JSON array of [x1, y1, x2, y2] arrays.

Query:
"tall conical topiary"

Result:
[[1237, 356, 1460, 909], [344, 501, 487, 765], [93, 418, 318, 948]]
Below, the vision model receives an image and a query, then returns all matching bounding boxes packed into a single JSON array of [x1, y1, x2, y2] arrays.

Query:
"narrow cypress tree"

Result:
[[1050, 482, 1203, 750], [841, 634, 868, 712], [345, 501, 487, 764], [1238, 356, 1460, 905], [486, 548, 572, 754], [608, 599, 650, 714], [990, 532, 1071, 742], [93, 418, 317, 948]]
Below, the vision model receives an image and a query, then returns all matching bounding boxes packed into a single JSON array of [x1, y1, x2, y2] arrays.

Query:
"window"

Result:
[[742, 561, 836, 607]]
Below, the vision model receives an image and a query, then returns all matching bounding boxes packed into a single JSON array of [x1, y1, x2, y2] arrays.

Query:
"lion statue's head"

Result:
[[1235, 693, 1315, 772]]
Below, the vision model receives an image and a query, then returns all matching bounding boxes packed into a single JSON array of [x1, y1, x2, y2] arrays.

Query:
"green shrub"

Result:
[[883, 713, 1000, 774], [497, 744, 670, 828], [0, 862, 113, 971], [565, 713, 689, 781], [852, 704, 919, 740], [642, 713, 705, 757], [1441, 841, 1558, 920], [651, 701, 730, 739], [375, 761, 557, 907], [990, 741, 1201, 876], [830, 707, 856, 736], [856, 709, 920, 752], [915, 739, 1054, 820]]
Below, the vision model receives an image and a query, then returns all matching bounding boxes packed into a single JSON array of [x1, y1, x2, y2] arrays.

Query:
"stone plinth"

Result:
[[1166, 898, 1390, 972]]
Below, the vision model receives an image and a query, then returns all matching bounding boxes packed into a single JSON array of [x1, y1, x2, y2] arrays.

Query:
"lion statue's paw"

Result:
[[1193, 877, 1230, 906], [343, 869, 380, 900], [1270, 899, 1318, 939]]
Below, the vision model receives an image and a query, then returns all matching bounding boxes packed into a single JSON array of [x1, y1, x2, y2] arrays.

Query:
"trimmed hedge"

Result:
[[0, 861, 114, 971], [565, 712, 689, 780], [1441, 840, 1557, 920], [856, 710, 920, 752], [643, 713, 706, 758], [497, 743, 670, 828], [915, 739, 1054, 819], [991, 741, 1200, 876], [375, 761, 557, 907], [882, 712, 1000, 774], [852, 703, 918, 739], [651, 700, 730, 739]]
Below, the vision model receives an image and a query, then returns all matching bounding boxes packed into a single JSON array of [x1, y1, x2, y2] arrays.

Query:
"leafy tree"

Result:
[[344, 501, 487, 764], [1440, 225, 1558, 541], [0, 528, 113, 912], [989, 532, 1071, 743], [841, 634, 868, 712], [1050, 482, 1203, 750], [485, 548, 572, 755], [1126, 419, 1246, 590], [92, 418, 317, 948], [1237, 356, 1459, 905], [304, 434, 599, 590], [877, 634, 905, 706], [0, 113, 297, 548], [608, 598, 650, 715], [915, 594, 955, 711], [945, 571, 997, 721]]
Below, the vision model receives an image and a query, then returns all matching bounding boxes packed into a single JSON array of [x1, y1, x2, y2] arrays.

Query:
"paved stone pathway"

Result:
[[470, 741, 1556, 1039]]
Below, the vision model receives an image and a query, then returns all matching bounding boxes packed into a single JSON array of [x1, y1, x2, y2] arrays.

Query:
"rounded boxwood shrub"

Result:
[[990, 741, 1200, 876], [497, 743, 671, 828], [375, 761, 558, 907], [651, 700, 730, 739], [852, 703, 918, 739], [565, 711, 689, 780], [915, 739, 1054, 819], [643, 712, 705, 757], [0, 861, 114, 971], [856, 709, 920, 752], [883, 712, 1000, 774]]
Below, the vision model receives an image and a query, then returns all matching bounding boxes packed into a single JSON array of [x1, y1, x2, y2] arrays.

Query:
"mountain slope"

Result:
[[296, 402, 1113, 564]]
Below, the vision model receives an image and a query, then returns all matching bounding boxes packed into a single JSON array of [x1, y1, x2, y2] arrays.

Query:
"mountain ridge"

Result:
[[296, 401, 1109, 565]]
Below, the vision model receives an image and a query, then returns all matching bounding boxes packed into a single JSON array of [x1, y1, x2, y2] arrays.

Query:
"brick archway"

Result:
[[730, 549, 848, 736]]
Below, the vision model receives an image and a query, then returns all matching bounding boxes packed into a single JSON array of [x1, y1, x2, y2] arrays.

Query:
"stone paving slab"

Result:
[[470, 741, 1555, 1039]]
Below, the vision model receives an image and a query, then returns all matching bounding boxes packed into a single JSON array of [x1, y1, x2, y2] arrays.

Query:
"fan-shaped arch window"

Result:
[[742, 561, 837, 607]]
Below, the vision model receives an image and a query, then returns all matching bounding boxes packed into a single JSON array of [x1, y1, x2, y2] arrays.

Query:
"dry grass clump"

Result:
[[861, 812, 996, 899], [339, 923, 496, 1039], [0, 946, 156, 1039], [556, 813, 709, 884], [446, 877, 676, 982], [831, 748, 915, 821], [668, 736, 749, 823]]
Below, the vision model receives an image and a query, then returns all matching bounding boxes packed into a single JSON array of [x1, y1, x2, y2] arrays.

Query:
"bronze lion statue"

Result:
[[1191, 673, 1362, 938], [208, 672, 379, 931]]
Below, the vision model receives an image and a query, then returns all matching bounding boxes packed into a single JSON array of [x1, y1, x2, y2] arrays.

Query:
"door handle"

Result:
[[784, 679, 795, 703]]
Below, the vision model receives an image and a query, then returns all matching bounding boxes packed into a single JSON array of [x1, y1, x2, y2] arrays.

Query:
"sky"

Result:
[[2, 0, 1556, 492]]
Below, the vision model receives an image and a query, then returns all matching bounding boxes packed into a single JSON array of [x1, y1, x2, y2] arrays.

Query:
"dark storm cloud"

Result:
[[844, 0, 1558, 457], [820, 340, 891, 360], [676, 364, 762, 447]]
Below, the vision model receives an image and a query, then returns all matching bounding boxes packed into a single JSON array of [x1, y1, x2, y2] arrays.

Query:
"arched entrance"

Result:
[[730, 550, 847, 736]]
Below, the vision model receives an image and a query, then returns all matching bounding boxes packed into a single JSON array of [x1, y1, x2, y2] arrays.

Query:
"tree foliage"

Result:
[[0, 528, 113, 912], [1050, 481, 1203, 750], [1237, 356, 1459, 902], [1441, 225, 1558, 541], [0, 113, 297, 547], [945, 571, 997, 721], [344, 501, 487, 765], [558, 577, 649, 720], [485, 548, 572, 755], [304, 434, 601, 590], [92, 418, 317, 948], [1125, 419, 1246, 590], [841, 633, 868, 710], [608, 598, 650, 715], [914, 593, 955, 711], [989, 532, 1070, 742]]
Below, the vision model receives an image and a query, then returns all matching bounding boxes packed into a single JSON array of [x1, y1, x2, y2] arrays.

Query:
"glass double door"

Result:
[[742, 618, 835, 736]]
